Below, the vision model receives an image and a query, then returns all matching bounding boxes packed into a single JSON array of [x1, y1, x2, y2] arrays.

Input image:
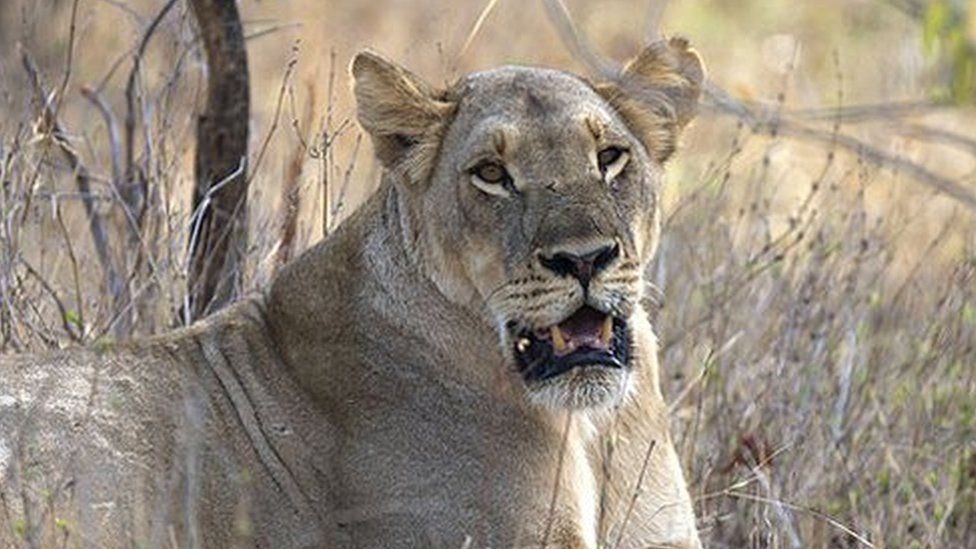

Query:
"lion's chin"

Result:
[[525, 366, 631, 409]]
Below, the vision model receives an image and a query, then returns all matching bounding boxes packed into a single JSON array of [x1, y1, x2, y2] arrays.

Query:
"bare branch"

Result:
[[19, 44, 130, 338], [123, 0, 178, 238], [80, 86, 122, 191], [779, 100, 943, 123], [539, 0, 618, 79], [52, 0, 80, 118], [644, 0, 669, 42], [703, 84, 976, 210], [537, 5, 976, 212], [20, 257, 82, 343], [896, 123, 976, 156]]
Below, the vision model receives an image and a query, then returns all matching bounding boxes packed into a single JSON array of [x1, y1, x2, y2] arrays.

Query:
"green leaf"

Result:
[[64, 309, 81, 329]]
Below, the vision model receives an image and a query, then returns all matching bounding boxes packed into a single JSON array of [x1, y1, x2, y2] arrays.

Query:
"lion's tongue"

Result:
[[550, 307, 612, 357]]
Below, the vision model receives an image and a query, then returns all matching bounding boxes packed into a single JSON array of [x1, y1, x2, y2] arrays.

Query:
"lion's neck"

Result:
[[266, 180, 522, 404]]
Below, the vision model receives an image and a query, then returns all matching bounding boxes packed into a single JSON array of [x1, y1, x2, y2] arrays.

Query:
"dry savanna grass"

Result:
[[1, 0, 975, 547]]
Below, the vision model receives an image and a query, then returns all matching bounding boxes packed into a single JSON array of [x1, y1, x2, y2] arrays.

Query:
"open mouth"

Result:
[[510, 306, 631, 382]]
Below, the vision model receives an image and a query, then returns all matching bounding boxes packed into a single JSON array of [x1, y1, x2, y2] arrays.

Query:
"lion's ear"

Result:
[[596, 37, 705, 163], [351, 50, 454, 170]]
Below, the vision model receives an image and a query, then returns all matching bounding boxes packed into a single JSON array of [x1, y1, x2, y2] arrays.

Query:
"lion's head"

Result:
[[352, 39, 704, 409]]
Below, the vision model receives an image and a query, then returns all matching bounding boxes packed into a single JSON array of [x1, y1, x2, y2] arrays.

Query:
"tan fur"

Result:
[[0, 39, 704, 547]]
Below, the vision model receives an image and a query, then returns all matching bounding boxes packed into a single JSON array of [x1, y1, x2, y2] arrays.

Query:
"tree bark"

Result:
[[185, 0, 250, 323]]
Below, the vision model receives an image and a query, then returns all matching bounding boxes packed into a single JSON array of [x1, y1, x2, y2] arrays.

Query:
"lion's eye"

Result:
[[470, 161, 513, 197], [473, 162, 509, 184], [597, 146, 629, 181]]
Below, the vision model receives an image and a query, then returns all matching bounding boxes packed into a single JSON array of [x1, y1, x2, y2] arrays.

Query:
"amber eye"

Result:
[[596, 146, 630, 183], [597, 147, 625, 173], [472, 162, 510, 185]]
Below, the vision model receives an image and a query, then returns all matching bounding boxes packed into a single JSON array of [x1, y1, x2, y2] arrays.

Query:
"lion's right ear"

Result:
[[351, 51, 454, 171], [595, 37, 705, 163]]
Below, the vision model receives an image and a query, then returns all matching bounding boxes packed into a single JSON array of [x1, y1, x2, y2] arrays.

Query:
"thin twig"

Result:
[[597, 411, 622, 544], [183, 157, 246, 327], [330, 132, 362, 223], [19, 258, 82, 343], [245, 22, 303, 43], [721, 490, 875, 547], [55, 202, 86, 341], [322, 49, 338, 235], [80, 86, 122, 191], [275, 79, 315, 270], [612, 439, 656, 549], [248, 43, 299, 186], [457, 0, 502, 61], [541, 412, 573, 548], [53, 0, 81, 119]]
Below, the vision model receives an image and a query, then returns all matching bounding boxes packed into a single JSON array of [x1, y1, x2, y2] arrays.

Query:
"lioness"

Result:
[[0, 38, 704, 547]]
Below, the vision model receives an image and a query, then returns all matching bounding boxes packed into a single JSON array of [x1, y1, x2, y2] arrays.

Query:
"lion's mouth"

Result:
[[510, 306, 631, 382]]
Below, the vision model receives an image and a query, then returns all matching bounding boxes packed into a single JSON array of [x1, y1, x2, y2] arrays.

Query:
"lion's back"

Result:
[[0, 302, 340, 547]]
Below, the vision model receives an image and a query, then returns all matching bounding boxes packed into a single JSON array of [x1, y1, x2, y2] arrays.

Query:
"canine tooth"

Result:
[[517, 338, 531, 353], [600, 315, 613, 344], [551, 327, 567, 353]]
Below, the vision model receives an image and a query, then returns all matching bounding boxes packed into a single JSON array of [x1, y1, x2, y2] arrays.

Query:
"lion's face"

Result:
[[352, 39, 704, 409], [424, 68, 659, 409]]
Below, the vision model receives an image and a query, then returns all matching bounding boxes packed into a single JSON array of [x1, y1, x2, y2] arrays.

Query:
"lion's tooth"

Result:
[[551, 327, 566, 353], [600, 315, 613, 344], [517, 338, 531, 353]]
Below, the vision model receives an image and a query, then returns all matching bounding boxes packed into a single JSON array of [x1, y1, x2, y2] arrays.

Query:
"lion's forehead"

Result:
[[456, 66, 613, 121], [446, 66, 635, 168]]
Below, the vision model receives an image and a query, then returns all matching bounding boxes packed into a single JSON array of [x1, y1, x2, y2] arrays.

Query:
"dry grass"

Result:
[[1, 0, 974, 546]]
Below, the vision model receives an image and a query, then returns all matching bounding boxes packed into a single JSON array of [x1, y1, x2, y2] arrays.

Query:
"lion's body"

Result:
[[1, 40, 704, 547], [0, 301, 330, 547]]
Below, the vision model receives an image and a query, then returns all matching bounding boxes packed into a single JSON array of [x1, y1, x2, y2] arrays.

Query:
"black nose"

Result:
[[538, 243, 619, 288]]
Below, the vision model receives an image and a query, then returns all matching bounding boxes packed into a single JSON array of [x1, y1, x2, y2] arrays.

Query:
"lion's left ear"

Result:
[[596, 37, 705, 163]]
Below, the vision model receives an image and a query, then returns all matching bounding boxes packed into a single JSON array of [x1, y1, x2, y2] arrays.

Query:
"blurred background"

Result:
[[1, 0, 974, 546]]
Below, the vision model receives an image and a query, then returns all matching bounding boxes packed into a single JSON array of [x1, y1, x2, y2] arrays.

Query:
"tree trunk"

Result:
[[185, 0, 250, 323]]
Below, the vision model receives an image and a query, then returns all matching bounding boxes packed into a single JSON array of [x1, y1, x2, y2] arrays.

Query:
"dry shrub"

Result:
[[659, 128, 976, 546]]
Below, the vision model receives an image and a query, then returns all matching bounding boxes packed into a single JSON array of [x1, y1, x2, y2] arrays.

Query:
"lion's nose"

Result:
[[538, 243, 619, 288]]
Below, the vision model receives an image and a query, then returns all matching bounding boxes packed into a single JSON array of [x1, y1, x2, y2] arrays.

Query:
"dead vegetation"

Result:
[[0, 0, 974, 547]]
